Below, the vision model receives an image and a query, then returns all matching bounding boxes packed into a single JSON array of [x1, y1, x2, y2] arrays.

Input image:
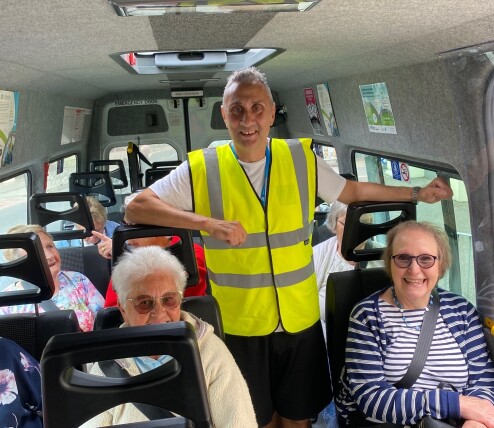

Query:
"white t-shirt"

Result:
[[313, 236, 355, 322], [150, 150, 346, 210]]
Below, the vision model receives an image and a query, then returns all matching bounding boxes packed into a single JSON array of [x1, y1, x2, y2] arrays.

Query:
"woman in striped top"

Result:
[[336, 221, 494, 427]]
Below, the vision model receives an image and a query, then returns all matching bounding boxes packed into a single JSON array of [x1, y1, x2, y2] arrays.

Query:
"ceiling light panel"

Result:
[[109, 0, 319, 16]]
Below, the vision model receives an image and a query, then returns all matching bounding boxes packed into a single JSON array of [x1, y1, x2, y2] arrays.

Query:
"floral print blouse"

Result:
[[0, 337, 42, 428], [0, 271, 104, 332]]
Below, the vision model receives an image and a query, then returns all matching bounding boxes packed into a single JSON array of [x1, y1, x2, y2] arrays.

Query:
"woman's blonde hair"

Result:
[[86, 196, 107, 226], [3, 224, 53, 261]]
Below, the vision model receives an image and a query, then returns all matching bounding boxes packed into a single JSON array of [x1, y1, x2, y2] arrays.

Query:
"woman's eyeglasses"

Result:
[[391, 254, 438, 269], [127, 291, 183, 314]]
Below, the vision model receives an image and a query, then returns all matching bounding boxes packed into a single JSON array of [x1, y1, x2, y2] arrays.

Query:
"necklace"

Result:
[[391, 286, 433, 331]]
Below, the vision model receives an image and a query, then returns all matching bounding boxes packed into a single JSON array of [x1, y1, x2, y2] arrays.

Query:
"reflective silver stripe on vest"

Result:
[[286, 139, 309, 222], [202, 221, 313, 250], [204, 140, 309, 221], [209, 258, 314, 289], [204, 149, 224, 219]]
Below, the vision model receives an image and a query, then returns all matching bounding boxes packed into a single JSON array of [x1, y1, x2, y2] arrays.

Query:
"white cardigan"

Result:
[[80, 311, 257, 427]]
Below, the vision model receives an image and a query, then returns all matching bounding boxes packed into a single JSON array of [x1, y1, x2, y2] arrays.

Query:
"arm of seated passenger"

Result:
[[65, 271, 105, 315], [342, 303, 461, 425], [77, 360, 115, 427], [198, 332, 257, 426], [0, 338, 42, 427], [461, 304, 494, 404]]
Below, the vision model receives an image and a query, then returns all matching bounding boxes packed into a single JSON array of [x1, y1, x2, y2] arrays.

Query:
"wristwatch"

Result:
[[411, 186, 421, 204]]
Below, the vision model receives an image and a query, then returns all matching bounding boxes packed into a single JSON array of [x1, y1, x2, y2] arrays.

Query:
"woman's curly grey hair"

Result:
[[112, 245, 187, 305]]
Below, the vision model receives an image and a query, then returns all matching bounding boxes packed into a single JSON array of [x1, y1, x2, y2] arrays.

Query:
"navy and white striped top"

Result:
[[335, 287, 494, 426]]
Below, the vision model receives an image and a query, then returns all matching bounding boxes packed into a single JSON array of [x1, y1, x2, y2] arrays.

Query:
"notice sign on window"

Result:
[[359, 82, 396, 134], [0, 90, 19, 167], [61, 107, 92, 145]]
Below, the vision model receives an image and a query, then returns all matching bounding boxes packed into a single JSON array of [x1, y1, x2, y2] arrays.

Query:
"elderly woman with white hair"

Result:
[[81, 246, 256, 428]]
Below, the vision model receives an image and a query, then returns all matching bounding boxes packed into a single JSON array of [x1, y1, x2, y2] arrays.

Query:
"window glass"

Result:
[[208, 140, 230, 148], [314, 144, 339, 174], [354, 152, 474, 303], [0, 173, 29, 235], [109, 143, 179, 194], [46, 155, 78, 192]]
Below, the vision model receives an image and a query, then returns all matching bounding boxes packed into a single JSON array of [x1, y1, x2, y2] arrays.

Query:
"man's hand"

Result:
[[460, 395, 494, 428], [207, 219, 247, 246], [419, 177, 454, 203], [93, 231, 113, 259]]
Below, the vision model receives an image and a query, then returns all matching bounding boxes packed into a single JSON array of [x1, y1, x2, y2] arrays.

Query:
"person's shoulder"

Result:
[[60, 270, 92, 284], [437, 288, 474, 311], [314, 235, 337, 251], [352, 289, 384, 317], [180, 310, 214, 341]]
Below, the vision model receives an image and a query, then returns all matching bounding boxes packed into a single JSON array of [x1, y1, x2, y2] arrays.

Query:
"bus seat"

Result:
[[0, 232, 80, 360], [41, 322, 213, 428], [94, 295, 224, 340], [484, 327, 494, 362], [29, 192, 94, 242], [59, 245, 111, 297], [151, 161, 182, 169], [89, 159, 128, 190], [312, 210, 334, 246], [325, 201, 416, 396], [145, 167, 176, 186], [145, 160, 181, 186], [69, 171, 117, 207], [112, 225, 199, 288]]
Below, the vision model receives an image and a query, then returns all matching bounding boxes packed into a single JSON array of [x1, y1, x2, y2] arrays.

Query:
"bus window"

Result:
[[46, 155, 78, 193], [0, 173, 30, 235], [109, 143, 179, 193], [354, 152, 474, 304], [314, 144, 339, 175], [208, 140, 230, 148]]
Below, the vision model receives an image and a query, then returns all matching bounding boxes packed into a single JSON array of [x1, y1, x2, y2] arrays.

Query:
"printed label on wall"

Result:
[[0, 90, 19, 167], [304, 87, 324, 136], [359, 82, 397, 134]]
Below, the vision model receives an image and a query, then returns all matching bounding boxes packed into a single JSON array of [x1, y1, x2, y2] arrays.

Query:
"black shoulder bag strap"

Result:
[[98, 360, 175, 420], [394, 289, 440, 389]]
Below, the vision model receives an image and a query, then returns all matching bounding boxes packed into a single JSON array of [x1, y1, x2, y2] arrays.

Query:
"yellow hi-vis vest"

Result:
[[189, 138, 318, 336]]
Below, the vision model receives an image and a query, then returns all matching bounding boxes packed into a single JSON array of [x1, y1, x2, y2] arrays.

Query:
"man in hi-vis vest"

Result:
[[126, 67, 453, 428]]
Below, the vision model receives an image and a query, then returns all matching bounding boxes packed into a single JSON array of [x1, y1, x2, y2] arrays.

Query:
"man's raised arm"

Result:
[[125, 188, 247, 246]]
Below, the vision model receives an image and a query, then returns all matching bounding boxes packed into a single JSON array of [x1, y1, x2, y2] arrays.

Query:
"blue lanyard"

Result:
[[230, 143, 270, 207]]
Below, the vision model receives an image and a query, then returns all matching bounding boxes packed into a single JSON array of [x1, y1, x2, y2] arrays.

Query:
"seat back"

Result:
[[0, 233, 81, 359], [326, 269, 390, 394], [145, 167, 176, 186], [59, 245, 111, 297], [325, 201, 416, 395], [112, 225, 199, 288], [94, 295, 224, 340], [89, 159, 128, 190], [69, 171, 117, 207], [29, 192, 94, 241], [41, 322, 213, 428]]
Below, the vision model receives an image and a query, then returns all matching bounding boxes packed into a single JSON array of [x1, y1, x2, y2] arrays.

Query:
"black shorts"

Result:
[[225, 321, 332, 426]]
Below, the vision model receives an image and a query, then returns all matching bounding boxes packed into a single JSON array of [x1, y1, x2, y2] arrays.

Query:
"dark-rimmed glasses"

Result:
[[391, 254, 438, 269], [127, 291, 183, 314]]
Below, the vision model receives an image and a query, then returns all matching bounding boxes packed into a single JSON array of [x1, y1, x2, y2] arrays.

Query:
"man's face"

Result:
[[221, 81, 275, 159]]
